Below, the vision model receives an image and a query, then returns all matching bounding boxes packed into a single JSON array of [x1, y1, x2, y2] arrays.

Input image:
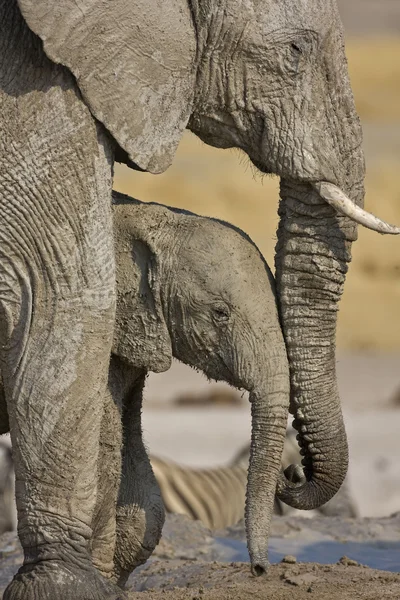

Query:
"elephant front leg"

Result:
[[1, 269, 121, 600], [112, 370, 165, 588], [0, 150, 123, 600]]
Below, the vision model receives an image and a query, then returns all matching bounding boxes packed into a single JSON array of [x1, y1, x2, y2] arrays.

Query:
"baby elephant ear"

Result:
[[113, 239, 172, 374], [17, 0, 196, 173]]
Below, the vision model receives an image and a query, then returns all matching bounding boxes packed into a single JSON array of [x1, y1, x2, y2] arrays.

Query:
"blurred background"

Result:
[[111, 0, 400, 521]]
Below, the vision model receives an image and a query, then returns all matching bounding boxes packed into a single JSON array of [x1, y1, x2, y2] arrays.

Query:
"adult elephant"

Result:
[[0, 0, 398, 599]]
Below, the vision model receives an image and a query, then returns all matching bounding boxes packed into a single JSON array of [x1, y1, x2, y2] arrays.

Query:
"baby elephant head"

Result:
[[112, 192, 290, 574]]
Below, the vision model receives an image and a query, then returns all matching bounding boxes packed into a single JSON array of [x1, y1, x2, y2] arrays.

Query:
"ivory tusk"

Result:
[[313, 182, 400, 235]]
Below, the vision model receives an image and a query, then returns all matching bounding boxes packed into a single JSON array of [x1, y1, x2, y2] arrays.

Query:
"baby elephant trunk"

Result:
[[245, 337, 290, 575]]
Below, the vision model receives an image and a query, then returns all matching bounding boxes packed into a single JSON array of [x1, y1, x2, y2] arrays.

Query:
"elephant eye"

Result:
[[291, 42, 302, 54], [283, 40, 306, 75], [211, 302, 231, 324]]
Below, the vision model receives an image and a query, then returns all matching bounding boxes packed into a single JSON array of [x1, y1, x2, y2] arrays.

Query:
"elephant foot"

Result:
[[3, 561, 126, 600]]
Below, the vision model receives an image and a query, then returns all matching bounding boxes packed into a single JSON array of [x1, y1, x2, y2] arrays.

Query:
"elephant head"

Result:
[[16, 0, 399, 576], [112, 193, 290, 574]]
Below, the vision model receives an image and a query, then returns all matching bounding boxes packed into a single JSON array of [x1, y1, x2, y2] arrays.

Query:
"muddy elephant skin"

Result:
[[92, 195, 290, 585]]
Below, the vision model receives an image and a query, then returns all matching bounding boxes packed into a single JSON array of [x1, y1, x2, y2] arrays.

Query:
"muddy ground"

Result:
[[127, 561, 400, 600], [2, 513, 400, 599]]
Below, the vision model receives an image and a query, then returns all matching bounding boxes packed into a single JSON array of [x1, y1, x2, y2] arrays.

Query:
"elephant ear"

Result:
[[113, 209, 172, 373], [17, 0, 196, 173]]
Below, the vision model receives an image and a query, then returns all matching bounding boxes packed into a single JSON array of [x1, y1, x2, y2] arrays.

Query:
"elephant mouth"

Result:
[[193, 116, 400, 235], [249, 156, 273, 177], [254, 158, 400, 235]]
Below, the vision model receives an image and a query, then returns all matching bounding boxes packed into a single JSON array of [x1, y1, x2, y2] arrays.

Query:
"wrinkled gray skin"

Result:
[[0, 0, 368, 596], [0, 194, 290, 587]]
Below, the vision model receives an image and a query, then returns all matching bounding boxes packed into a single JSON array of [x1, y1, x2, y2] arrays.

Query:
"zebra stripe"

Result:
[[150, 429, 358, 530], [151, 456, 247, 530], [0, 430, 358, 536]]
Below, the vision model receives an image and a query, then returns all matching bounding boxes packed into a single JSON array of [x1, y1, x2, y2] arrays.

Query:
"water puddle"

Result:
[[213, 535, 400, 572]]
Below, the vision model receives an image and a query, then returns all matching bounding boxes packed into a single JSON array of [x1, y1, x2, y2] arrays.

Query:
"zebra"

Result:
[[0, 429, 357, 536], [151, 455, 247, 531], [150, 428, 358, 530]]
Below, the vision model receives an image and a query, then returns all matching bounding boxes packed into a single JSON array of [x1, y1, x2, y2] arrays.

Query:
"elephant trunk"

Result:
[[274, 173, 362, 510], [245, 334, 290, 575]]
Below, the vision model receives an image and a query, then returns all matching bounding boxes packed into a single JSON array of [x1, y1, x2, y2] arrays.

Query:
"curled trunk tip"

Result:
[[314, 181, 400, 235], [275, 441, 349, 511]]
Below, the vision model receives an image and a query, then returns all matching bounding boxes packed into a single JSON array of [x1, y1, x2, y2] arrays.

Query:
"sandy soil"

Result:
[[127, 561, 400, 600]]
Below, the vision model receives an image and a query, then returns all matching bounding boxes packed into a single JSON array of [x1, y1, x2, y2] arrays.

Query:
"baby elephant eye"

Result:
[[290, 42, 302, 54], [211, 302, 231, 323]]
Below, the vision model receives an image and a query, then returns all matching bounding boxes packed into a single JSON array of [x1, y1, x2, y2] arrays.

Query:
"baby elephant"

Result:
[[0, 193, 290, 584], [95, 193, 290, 584]]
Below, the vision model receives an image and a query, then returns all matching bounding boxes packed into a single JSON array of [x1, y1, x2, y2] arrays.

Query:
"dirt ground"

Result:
[[92, 511, 400, 599], [2, 513, 400, 599], [127, 561, 400, 600]]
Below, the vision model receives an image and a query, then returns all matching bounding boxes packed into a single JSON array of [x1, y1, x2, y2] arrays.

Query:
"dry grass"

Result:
[[347, 38, 400, 122], [114, 38, 400, 351]]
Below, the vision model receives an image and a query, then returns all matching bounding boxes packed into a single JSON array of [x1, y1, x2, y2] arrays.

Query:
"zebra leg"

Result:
[[113, 370, 165, 588]]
